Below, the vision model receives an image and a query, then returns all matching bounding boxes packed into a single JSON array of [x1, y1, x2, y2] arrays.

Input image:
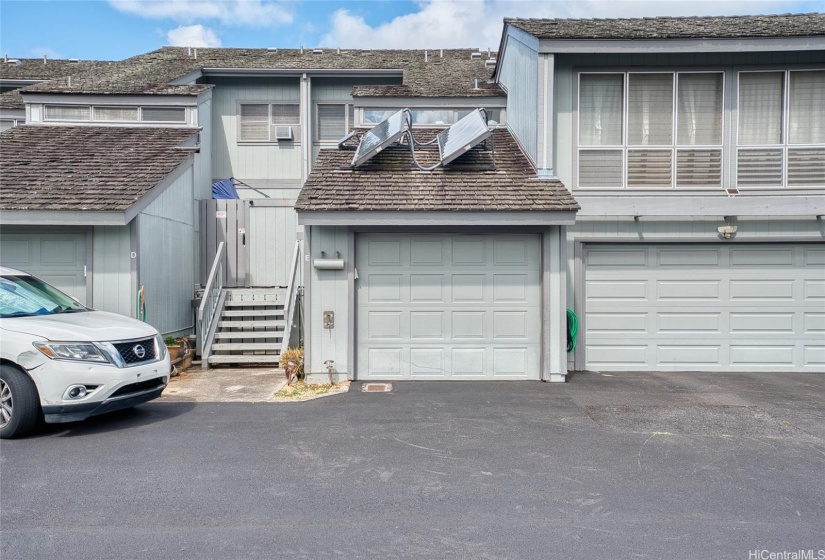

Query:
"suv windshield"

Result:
[[0, 275, 88, 318]]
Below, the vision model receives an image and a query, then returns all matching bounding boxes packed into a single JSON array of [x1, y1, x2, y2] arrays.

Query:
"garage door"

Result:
[[356, 234, 541, 380], [583, 243, 825, 372], [0, 232, 88, 304]]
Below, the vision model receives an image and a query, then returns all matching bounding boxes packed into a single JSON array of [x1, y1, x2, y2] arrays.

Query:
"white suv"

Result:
[[0, 267, 170, 438]]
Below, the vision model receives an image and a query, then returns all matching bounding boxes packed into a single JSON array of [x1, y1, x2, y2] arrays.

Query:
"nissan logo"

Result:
[[133, 344, 146, 359]]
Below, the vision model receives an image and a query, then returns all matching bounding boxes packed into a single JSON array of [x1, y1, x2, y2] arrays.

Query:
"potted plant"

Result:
[[164, 336, 181, 361]]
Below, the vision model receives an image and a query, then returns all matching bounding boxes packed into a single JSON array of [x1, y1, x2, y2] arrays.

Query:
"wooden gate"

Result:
[[200, 199, 250, 287]]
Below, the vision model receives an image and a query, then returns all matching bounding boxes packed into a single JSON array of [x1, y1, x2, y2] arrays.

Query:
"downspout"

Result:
[[301, 73, 311, 182]]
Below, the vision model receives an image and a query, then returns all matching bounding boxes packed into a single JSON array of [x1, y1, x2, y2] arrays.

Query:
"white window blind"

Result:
[[240, 104, 269, 141], [579, 74, 623, 146], [44, 105, 90, 121], [738, 72, 784, 145], [628, 74, 673, 146], [271, 104, 300, 125], [627, 149, 673, 188], [318, 104, 346, 140], [578, 150, 623, 188], [677, 73, 723, 146], [789, 70, 825, 145], [93, 106, 139, 122]]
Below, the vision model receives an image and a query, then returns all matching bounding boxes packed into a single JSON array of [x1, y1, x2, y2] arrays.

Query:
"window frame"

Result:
[[43, 104, 91, 122], [735, 68, 824, 189], [360, 107, 506, 128], [576, 70, 726, 190], [237, 101, 301, 144]]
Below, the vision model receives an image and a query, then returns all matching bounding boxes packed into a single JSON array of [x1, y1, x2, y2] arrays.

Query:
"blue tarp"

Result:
[[211, 178, 240, 199]]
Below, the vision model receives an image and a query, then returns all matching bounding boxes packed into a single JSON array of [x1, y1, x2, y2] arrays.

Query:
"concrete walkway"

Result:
[[160, 365, 287, 402]]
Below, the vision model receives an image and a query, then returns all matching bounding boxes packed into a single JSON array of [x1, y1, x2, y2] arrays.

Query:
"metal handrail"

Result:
[[198, 241, 225, 357], [281, 239, 302, 356]]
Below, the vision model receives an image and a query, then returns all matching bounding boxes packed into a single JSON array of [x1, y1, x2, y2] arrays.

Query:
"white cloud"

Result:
[[110, 0, 293, 27], [167, 24, 223, 47], [29, 47, 64, 60], [320, 0, 807, 50]]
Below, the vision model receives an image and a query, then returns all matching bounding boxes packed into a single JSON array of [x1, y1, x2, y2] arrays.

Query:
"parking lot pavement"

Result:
[[1, 371, 823, 560], [159, 366, 288, 402]]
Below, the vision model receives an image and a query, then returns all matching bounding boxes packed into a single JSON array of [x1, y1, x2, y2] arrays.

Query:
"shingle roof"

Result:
[[23, 47, 502, 98], [0, 126, 197, 212], [0, 58, 115, 81], [295, 128, 578, 213], [507, 13, 825, 40], [0, 90, 24, 110]]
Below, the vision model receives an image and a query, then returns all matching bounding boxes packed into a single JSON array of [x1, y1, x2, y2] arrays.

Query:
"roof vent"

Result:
[[313, 48, 323, 55], [43, 55, 48, 64], [424, 50, 428, 62], [471, 52, 482, 59], [69, 58, 80, 63], [5, 59, 21, 65], [485, 58, 496, 68], [267, 47, 278, 52]]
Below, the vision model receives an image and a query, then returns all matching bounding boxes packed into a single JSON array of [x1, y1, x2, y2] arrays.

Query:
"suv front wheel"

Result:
[[0, 365, 41, 439]]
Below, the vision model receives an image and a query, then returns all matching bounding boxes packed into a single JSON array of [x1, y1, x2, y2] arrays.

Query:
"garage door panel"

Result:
[[357, 234, 540, 380], [587, 248, 648, 267], [40, 239, 81, 266], [804, 347, 825, 367], [584, 243, 823, 371], [410, 274, 445, 302], [1, 239, 33, 265]]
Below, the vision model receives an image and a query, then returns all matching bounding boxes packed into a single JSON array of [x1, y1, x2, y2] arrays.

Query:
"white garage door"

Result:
[[356, 234, 541, 380], [583, 243, 825, 372], [0, 232, 88, 304]]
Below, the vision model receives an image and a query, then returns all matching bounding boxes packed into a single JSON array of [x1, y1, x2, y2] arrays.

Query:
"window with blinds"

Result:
[[578, 72, 723, 189], [239, 103, 299, 142], [737, 70, 825, 188], [44, 105, 91, 121], [93, 106, 139, 122], [317, 104, 348, 141]]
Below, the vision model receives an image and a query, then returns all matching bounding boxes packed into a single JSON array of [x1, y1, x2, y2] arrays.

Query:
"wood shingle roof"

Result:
[[296, 128, 578, 213], [0, 126, 197, 212]]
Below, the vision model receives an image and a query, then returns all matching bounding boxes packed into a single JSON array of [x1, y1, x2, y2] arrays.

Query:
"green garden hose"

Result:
[[566, 309, 579, 353]]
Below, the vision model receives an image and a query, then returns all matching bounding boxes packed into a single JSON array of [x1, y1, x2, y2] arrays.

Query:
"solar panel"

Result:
[[436, 109, 492, 166], [351, 109, 407, 168]]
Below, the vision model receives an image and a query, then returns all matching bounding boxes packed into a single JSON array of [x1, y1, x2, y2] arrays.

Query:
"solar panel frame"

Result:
[[436, 109, 493, 166], [351, 109, 408, 168]]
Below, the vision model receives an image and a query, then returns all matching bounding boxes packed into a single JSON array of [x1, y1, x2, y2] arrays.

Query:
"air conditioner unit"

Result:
[[274, 125, 293, 140]]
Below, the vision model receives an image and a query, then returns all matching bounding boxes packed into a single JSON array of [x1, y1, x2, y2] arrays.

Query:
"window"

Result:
[[363, 107, 503, 126], [316, 103, 355, 141], [578, 72, 723, 189], [239, 103, 299, 142], [737, 70, 825, 188], [93, 106, 139, 122], [141, 107, 186, 123], [44, 105, 90, 121]]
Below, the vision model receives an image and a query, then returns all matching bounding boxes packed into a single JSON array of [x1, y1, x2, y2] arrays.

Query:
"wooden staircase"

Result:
[[206, 288, 286, 366]]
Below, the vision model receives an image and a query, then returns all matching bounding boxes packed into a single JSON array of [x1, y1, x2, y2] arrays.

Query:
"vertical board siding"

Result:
[[249, 205, 298, 286], [195, 97, 213, 201], [554, 64, 574, 188], [308, 226, 351, 375], [208, 76, 302, 182], [498, 30, 538, 164], [92, 226, 132, 317], [138, 166, 196, 335]]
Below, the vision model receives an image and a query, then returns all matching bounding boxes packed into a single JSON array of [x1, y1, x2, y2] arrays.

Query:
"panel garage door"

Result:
[[583, 243, 825, 372], [0, 232, 88, 304], [356, 234, 541, 380]]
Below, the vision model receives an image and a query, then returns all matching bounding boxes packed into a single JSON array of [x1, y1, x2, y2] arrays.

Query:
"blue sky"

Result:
[[0, 0, 821, 61]]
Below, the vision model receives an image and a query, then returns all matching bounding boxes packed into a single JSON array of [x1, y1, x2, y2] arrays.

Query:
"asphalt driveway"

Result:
[[1, 371, 823, 560]]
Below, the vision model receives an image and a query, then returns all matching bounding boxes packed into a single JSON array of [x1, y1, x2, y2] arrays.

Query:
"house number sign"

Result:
[[216, 210, 227, 219]]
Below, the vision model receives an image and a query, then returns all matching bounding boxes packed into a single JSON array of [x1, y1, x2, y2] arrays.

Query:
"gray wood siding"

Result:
[[137, 166, 196, 336], [308, 226, 352, 375], [249, 205, 299, 287], [92, 226, 132, 317], [498, 28, 538, 164], [208, 77, 302, 182], [195, 96, 213, 201]]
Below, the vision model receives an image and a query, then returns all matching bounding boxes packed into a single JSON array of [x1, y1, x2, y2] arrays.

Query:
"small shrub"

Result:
[[279, 347, 304, 384], [164, 336, 177, 346]]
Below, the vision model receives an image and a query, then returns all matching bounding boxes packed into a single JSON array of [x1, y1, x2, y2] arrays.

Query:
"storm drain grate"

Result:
[[362, 383, 393, 393]]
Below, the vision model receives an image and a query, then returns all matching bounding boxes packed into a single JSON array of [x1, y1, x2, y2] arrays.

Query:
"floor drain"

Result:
[[362, 383, 393, 393]]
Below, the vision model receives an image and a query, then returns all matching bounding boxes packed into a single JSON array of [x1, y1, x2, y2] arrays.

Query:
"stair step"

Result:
[[222, 309, 284, 318], [218, 320, 283, 329], [212, 343, 280, 351], [214, 331, 282, 340], [224, 300, 283, 308], [208, 354, 281, 365]]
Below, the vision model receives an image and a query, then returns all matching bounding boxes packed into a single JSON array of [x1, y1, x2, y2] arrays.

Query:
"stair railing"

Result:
[[198, 241, 226, 366], [281, 239, 303, 357]]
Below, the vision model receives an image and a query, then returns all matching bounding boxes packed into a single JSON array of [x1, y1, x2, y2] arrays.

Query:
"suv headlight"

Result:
[[33, 341, 112, 364], [155, 334, 168, 360]]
